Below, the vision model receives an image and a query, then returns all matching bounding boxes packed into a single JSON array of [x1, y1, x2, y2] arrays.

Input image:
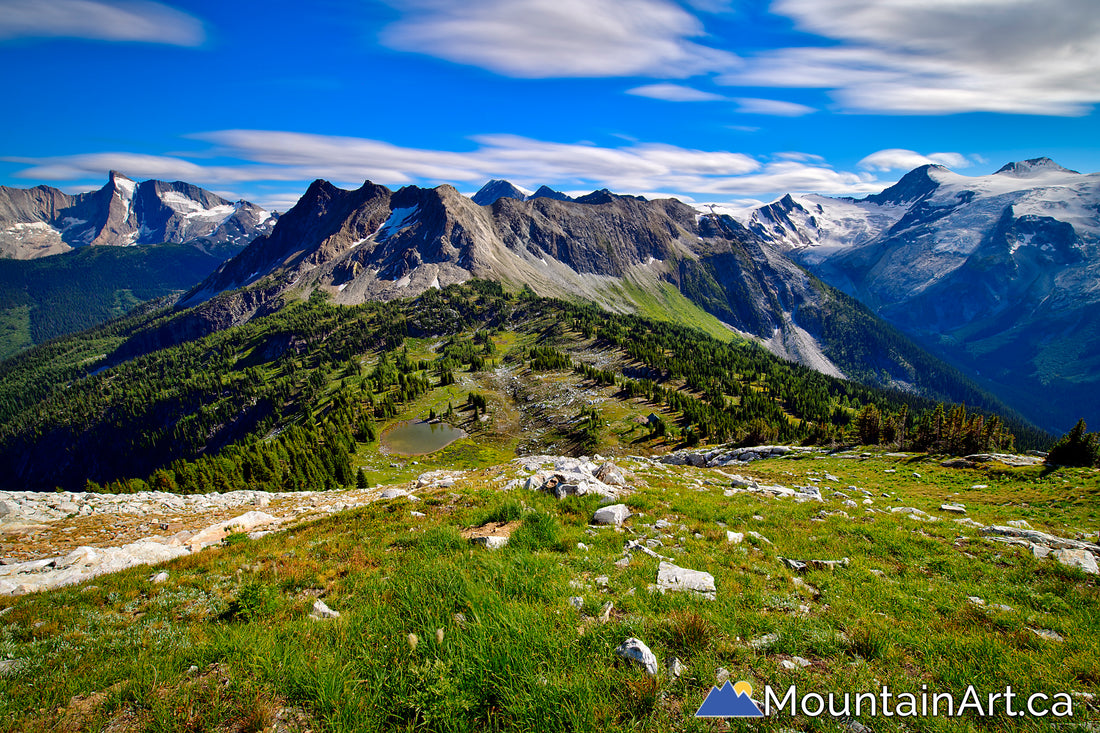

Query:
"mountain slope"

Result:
[[742, 159, 1100, 433], [167, 179, 1025, 427], [0, 244, 232, 361], [0, 171, 276, 259]]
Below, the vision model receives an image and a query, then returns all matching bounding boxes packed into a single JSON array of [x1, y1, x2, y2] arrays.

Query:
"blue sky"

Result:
[[1, 0, 1098, 211]]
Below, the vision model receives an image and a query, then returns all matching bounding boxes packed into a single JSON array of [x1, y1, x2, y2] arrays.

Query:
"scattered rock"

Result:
[[748, 633, 779, 650], [1030, 628, 1064, 643], [716, 667, 730, 685], [726, 531, 744, 544], [0, 658, 24, 676], [940, 504, 966, 514], [1053, 548, 1099, 575], [967, 453, 1044, 467], [149, 571, 169, 584], [655, 561, 716, 600], [667, 656, 685, 677], [592, 504, 631, 526], [309, 599, 340, 620], [470, 536, 508, 550], [568, 596, 584, 611], [748, 531, 772, 545], [614, 637, 659, 676], [1007, 519, 1033, 529]]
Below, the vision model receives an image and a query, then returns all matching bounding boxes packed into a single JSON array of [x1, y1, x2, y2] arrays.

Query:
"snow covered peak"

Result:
[[994, 157, 1079, 178]]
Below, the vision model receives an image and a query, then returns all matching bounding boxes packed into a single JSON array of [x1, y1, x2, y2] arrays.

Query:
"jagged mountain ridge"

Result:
[[741, 158, 1100, 432], [0, 171, 277, 259], [171, 177, 1021, 420], [472, 180, 573, 206]]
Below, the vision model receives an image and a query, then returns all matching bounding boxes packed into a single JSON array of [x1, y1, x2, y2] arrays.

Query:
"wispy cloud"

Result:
[[858, 149, 975, 172], [6, 130, 900, 207], [721, 0, 1100, 115], [626, 83, 726, 102], [734, 97, 816, 116], [0, 0, 205, 46], [379, 0, 737, 78]]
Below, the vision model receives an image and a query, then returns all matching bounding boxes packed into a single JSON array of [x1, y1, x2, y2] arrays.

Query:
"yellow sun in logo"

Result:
[[733, 681, 753, 697]]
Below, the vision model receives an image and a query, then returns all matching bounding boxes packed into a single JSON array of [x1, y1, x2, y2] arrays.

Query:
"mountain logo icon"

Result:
[[694, 680, 766, 718]]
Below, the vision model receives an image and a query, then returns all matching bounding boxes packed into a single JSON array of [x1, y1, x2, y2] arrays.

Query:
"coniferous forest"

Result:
[[0, 281, 1046, 493]]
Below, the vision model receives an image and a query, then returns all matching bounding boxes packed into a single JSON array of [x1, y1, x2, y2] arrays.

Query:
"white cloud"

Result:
[[720, 0, 1100, 115], [0, 0, 205, 46], [626, 83, 726, 101], [858, 149, 975, 172], [734, 97, 816, 116], [379, 0, 737, 78], [6, 130, 899, 205]]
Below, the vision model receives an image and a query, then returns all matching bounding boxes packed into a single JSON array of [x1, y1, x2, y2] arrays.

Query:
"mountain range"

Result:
[[0, 171, 276, 259], [168, 176, 1008, 422], [0, 173, 277, 358], [1, 159, 1093, 434], [743, 157, 1099, 432]]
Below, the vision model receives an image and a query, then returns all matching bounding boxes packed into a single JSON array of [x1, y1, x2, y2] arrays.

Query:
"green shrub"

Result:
[[226, 581, 278, 622]]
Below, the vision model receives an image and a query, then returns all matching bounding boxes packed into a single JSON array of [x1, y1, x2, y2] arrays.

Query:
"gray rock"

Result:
[[726, 531, 744, 544], [568, 596, 584, 610], [655, 561, 716, 600], [150, 571, 169, 584], [614, 637, 659, 676], [941, 504, 966, 514], [309, 599, 340, 620], [592, 504, 631, 526], [748, 632, 779, 650], [471, 536, 508, 550], [1030, 628, 1064, 642], [1053, 548, 1099, 575], [667, 656, 685, 677]]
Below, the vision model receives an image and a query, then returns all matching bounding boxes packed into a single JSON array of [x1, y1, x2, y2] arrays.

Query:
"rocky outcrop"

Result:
[[660, 444, 817, 468], [981, 525, 1100, 574]]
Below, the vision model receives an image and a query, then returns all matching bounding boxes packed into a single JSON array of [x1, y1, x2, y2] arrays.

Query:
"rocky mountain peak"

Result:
[[472, 179, 528, 206], [993, 157, 1079, 178], [864, 164, 947, 206], [530, 185, 572, 202]]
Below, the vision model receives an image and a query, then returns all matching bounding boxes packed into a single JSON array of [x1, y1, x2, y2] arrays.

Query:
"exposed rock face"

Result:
[[742, 158, 1100, 432], [0, 171, 276, 259]]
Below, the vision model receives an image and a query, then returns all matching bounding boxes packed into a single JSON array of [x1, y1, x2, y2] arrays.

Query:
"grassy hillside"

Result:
[[0, 453, 1096, 731]]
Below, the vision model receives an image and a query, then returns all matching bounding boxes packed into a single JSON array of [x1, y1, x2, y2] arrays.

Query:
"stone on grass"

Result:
[[655, 561, 716, 600], [614, 637, 659, 676], [667, 656, 685, 677], [726, 531, 744, 544], [471, 536, 508, 550], [150, 571, 169, 584], [592, 504, 631, 526], [1053, 548, 1099, 575], [941, 504, 966, 514], [309, 599, 340, 620], [568, 596, 584, 611], [749, 633, 779, 650], [1030, 628, 1064, 643]]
